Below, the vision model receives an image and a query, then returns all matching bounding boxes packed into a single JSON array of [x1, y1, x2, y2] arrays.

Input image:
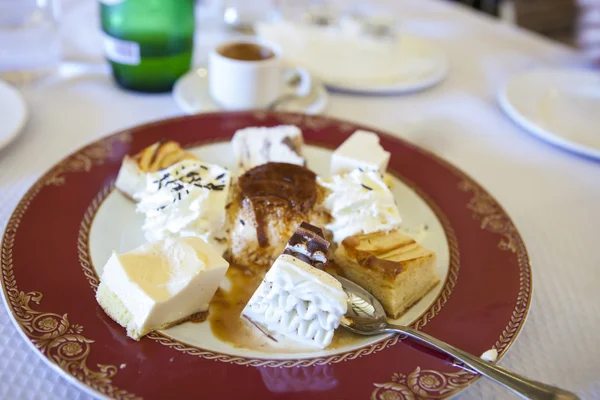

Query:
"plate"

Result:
[[0, 80, 27, 151], [256, 22, 449, 95], [498, 68, 600, 160], [0, 112, 531, 399], [321, 35, 449, 94], [173, 67, 329, 115]]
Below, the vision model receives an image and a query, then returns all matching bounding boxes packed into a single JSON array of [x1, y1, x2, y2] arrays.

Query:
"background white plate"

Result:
[[0, 80, 27, 151], [322, 35, 449, 94], [498, 68, 600, 160], [256, 22, 449, 95], [89, 143, 450, 360]]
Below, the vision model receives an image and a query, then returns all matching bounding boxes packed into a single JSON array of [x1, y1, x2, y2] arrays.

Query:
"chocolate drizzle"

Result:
[[238, 163, 317, 248], [283, 222, 330, 270]]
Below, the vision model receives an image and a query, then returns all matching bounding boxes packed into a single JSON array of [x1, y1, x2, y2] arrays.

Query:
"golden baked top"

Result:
[[136, 139, 197, 173], [341, 230, 434, 279]]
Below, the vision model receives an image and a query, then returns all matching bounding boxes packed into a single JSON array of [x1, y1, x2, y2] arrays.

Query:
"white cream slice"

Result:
[[96, 236, 229, 340], [318, 168, 402, 243], [231, 125, 305, 173], [242, 254, 347, 349], [330, 130, 390, 176], [135, 159, 231, 254], [115, 155, 146, 200]]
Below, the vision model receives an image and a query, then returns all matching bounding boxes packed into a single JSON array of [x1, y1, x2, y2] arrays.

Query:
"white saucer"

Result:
[[173, 67, 329, 115], [0, 80, 27, 151], [498, 68, 600, 160]]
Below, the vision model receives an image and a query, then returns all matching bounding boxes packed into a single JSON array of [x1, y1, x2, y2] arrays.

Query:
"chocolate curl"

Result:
[[282, 222, 330, 270]]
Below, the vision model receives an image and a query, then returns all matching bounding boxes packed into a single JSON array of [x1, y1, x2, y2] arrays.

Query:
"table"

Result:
[[1, 1, 598, 399]]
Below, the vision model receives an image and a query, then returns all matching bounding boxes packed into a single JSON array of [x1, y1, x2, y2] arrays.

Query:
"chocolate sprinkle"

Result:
[[151, 164, 229, 209], [361, 184, 373, 191], [240, 219, 245, 226]]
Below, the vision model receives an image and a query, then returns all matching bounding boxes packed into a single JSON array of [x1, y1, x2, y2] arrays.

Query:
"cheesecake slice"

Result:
[[231, 125, 305, 173], [242, 253, 346, 349], [96, 236, 229, 340], [115, 139, 197, 200], [229, 162, 330, 267], [334, 229, 438, 319]]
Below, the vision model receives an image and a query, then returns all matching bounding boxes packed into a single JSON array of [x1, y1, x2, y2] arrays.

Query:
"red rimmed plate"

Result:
[[0, 112, 531, 399]]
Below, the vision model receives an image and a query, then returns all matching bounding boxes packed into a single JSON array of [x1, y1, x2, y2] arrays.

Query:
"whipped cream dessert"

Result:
[[330, 130, 390, 176], [115, 140, 197, 201], [318, 168, 402, 243], [231, 125, 305, 173], [242, 254, 347, 349], [96, 236, 229, 340], [135, 159, 231, 254]]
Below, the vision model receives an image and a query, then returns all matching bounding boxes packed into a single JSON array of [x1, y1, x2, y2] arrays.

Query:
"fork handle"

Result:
[[385, 325, 579, 400]]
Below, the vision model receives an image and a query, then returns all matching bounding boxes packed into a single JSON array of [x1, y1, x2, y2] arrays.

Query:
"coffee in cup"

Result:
[[208, 39, 311, 110]]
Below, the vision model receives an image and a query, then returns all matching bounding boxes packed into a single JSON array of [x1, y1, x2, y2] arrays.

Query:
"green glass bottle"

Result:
[[100, 0, 195, 93]]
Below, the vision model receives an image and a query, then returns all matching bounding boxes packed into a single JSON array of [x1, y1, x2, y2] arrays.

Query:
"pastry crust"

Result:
[[334, 230, 439, 319]]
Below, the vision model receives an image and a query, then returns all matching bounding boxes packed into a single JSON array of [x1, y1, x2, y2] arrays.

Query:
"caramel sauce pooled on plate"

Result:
[[208, 262, 360, 352]]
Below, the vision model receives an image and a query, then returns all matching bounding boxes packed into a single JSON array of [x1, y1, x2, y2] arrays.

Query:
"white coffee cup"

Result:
[[208, 39, 312, 110]]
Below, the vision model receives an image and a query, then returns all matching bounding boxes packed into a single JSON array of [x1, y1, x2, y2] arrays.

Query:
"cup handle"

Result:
[[282, 66, 312, 98]]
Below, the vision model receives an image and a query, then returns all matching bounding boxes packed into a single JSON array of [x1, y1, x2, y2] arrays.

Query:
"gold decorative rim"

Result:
[[458, 180, 531, 356], [0, 132, 139, 400], [76, 135, 460, 368], [371, 367, 478, 399]]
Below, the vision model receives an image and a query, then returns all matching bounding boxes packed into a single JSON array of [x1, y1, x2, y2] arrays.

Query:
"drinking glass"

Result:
[[0, 0, 61, 85]]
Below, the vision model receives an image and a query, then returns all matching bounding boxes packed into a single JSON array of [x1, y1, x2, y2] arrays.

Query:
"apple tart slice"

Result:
[[334, 229, 439, 319], [115, 139, 197, 200]]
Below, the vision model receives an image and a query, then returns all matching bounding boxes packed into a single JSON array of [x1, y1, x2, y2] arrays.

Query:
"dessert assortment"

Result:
[[98, 125, 439, 349]]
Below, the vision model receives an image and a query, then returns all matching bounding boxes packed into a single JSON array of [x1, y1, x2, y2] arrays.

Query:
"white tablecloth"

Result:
[[1, 1, 599, 399]]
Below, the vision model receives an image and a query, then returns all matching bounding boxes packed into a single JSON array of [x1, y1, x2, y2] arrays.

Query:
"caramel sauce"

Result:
[[208, 262, 362, 352], [209, 263, 294, 353], [238, 163, 317, 247]]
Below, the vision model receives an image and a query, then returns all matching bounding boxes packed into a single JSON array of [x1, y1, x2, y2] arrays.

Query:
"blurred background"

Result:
[[0, 0, 591, 81]]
